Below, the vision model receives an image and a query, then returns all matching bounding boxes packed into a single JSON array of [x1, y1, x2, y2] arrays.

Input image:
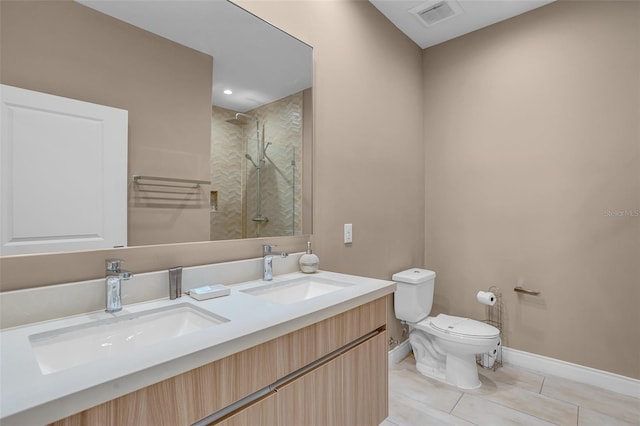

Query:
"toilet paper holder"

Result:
[[514, 286, 540, 296], [477, 285, 503, 371]]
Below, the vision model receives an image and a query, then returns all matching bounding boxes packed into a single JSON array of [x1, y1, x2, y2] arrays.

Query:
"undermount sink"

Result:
[[29, 304, 228, 374], [242, 276, 354, 304]]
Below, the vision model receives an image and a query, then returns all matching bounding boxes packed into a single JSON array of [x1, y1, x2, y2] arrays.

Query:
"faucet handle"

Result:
[[106, 258, 125, 272], [263, 245, 288, 258], [263, 244, 276, 255]]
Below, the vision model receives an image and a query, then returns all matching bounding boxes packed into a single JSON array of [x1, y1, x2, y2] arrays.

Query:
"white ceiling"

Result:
[[369, 0, 555, 49], [76, 0, 555, 111], [78, 1, 312, 113]]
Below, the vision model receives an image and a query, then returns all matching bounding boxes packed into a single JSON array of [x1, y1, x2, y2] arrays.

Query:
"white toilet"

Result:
[[393, 268, 500, 389]]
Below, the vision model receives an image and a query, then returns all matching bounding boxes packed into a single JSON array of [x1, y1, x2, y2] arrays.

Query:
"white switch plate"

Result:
[[344, 223, 353, 244]]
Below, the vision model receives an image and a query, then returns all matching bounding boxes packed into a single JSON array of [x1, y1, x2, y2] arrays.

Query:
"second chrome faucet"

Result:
[[105, 259, 133, 313], [263, 244, 288, 281]]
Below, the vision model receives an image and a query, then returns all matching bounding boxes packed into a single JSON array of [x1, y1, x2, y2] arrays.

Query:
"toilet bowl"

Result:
[[410, 314, 499, 389], [393, 268, 500, 389]]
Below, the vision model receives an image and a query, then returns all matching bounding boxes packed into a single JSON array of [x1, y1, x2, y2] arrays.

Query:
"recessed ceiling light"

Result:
[[223, 89, 233, 95]]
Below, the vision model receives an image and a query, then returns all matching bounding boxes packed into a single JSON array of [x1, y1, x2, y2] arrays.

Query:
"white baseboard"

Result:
[[388, 343, 639, 398], [502, 347, 640, 399], [388, 339, 412, 367]]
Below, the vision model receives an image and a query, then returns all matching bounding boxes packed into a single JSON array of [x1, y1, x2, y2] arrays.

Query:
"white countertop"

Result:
[[0, 270, 395, 425]]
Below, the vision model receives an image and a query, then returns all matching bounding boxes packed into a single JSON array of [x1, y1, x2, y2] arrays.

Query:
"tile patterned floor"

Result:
[[382, 354, 640, 426]]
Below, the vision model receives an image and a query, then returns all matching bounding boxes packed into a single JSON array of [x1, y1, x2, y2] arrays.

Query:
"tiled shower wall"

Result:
[[210, 106, 244, 240], [210, 92, 303, 240]]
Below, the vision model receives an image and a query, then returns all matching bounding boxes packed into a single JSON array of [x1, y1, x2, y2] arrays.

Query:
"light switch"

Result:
[[344, 223, 353, 244]]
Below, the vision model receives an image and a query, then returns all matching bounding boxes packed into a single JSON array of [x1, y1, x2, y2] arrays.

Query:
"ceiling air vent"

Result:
[[410, 0, 464, 27]]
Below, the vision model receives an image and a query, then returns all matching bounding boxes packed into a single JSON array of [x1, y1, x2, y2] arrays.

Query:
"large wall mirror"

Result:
[[0, 0, 312, 256]]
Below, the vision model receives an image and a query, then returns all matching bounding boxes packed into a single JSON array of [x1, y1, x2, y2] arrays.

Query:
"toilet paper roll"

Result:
[[481, 352, 496, 369], [490, 337, 501, 356], [481, 337, 501, 369], [477, 291, 496, 306]]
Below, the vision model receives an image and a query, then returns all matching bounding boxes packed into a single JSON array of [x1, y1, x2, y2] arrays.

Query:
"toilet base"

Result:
[[445, 352, 481, 389], [415, 360, 446, 383], [414, 352, 481, 389], [408, 327, 485, 389]]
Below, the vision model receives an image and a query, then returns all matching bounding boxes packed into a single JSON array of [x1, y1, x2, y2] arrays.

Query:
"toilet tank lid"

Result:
[[392, 268, 436, 284]]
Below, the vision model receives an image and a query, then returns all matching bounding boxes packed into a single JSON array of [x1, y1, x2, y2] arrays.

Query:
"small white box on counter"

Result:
[[188, 284, 230, 301]]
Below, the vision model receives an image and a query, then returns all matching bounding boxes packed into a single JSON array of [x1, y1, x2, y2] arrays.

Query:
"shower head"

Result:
[[235, 112, 257, 121], [236, 112, 258, 121], [226, 112, 258, 126]]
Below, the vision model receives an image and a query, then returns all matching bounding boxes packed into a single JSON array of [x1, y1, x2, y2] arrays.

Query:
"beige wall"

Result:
[[0, 0, 213, 248], [234, 0, 426, 346], [423, 0, 639, 379], [235, 0, 425, 275]]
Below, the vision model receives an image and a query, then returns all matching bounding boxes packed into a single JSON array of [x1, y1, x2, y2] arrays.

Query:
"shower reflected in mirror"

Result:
[[211, 91, 306, 240]]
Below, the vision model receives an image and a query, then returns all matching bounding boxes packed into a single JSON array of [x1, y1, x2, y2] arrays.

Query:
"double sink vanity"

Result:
[[0, 255, 396, 425]]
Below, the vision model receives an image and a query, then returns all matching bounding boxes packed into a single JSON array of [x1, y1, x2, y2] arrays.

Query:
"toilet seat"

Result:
[[415, 314, 499, 340]]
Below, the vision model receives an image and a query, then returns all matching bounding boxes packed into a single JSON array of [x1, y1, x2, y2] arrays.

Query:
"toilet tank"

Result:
[[392, 268, 436, 323]]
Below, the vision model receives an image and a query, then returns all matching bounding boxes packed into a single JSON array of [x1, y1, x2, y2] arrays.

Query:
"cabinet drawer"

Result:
[[276, 297, 386, 377]]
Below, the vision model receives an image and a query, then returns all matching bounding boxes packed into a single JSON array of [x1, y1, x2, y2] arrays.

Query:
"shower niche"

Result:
[[210, 91, 307, 240]]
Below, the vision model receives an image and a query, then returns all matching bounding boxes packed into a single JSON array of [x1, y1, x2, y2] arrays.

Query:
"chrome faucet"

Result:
[[105, 259, 133, 313], [263, 244, 288, 281]]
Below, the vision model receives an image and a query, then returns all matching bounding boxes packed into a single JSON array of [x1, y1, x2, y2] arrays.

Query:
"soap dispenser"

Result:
[[299, 241, 319, 273]]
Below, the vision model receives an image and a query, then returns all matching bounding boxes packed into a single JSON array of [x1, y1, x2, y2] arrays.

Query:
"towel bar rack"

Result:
[[132, 175, 210, 188], [514, 286, 540, 296]]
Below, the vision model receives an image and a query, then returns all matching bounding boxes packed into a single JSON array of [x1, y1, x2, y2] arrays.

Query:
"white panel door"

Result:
[[0, 84, 128, 255]]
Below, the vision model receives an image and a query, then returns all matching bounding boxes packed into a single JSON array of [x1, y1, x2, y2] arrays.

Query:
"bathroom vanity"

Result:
[[0, 266, 395, 426]]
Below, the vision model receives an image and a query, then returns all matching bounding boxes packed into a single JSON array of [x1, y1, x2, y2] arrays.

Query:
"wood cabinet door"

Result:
[[342, 331, 388, 426], [277, 331, 388, 426], [277, 356, 343, 426]]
